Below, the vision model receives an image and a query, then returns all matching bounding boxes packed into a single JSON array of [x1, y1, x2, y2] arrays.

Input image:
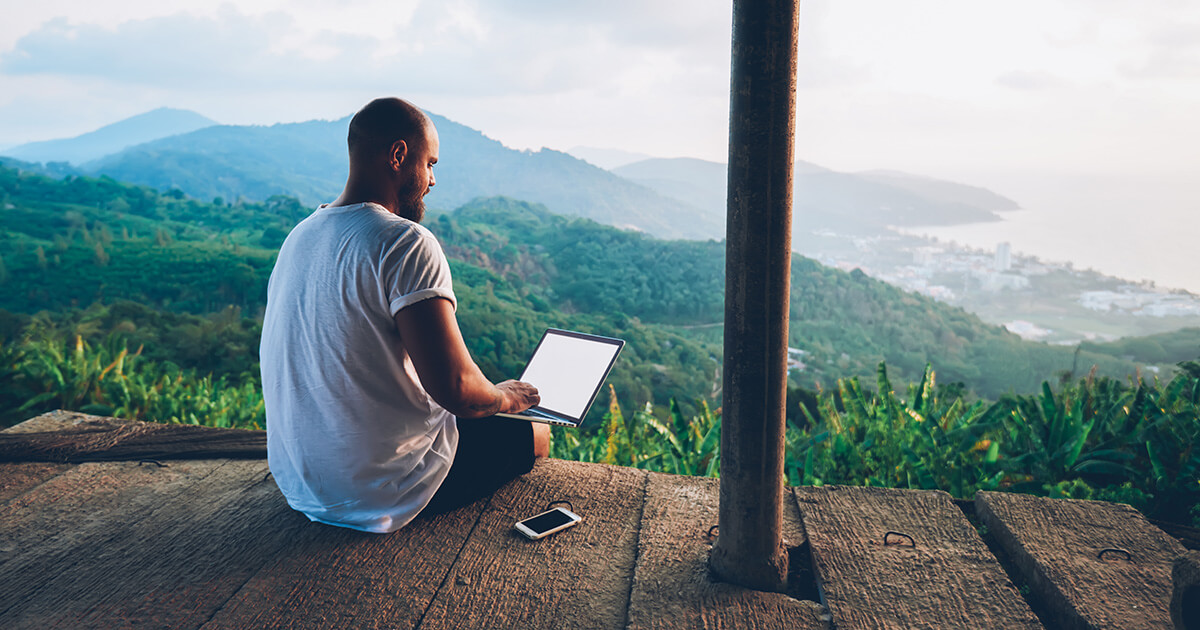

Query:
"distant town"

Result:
[[804, 229, 1200, 345]]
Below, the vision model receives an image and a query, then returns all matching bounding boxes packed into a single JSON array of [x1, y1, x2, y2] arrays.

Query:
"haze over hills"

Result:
[[4, 108, 1019, 244], [566, 146, 653, 170], [614, 157, 1021, 239], [80, 112, 723, 240], [1, 108, 216, 166], [855, 170, 1020, 213]]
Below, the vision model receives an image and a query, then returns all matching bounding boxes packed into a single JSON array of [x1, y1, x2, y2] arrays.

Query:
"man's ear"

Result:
[[389, 140, 408, 171]]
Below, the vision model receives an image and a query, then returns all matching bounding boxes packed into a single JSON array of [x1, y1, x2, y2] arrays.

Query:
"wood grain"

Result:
[[0, 462, 73, 504], [417, 458, 647, 630], [200, 494, 490, 630], [976, 491, 1186, 630], [0, 459, 307, 629], [0, 422, 266, 463], [796, 485, 1042, 630], [626, 473, 829, 630]]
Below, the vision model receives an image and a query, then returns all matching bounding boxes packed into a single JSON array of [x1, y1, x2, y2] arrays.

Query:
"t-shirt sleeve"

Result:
[[384, 229, 457, 316]]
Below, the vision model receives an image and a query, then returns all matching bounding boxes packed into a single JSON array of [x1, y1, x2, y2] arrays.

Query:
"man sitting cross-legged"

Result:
[[260, 97, 550, 533]]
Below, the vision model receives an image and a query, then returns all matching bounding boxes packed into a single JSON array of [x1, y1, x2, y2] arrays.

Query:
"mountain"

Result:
[[856, 170, 1021, 212], [83, 113, 722, 240], [615, 157, 1020, 237], [26, 109, 1019, 243], [87, 118, 348, 207], [1, 108, 216, 166], [612, 157, 727, 216]]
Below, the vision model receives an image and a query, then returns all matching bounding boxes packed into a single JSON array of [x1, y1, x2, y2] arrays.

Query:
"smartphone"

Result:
[[514, 506, 582, 540]]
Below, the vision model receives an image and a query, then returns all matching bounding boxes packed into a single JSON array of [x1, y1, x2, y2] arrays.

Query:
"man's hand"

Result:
[[395, 297, 540, 419], [496, 380, 540, 413]]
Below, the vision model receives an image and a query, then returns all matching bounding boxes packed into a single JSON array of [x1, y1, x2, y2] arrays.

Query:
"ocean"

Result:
[[902, 173, 1200, 294]]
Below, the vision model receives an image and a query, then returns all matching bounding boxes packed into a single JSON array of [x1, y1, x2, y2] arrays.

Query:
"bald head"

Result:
[[347, 97, 431, 161], [333, 97, 439, 221]]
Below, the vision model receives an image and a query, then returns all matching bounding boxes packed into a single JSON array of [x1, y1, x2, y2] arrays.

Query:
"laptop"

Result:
[[495, 328, 624, 427]]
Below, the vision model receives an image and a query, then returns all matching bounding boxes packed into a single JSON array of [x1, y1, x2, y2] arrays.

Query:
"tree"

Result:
[[93, 241, 109, 267]]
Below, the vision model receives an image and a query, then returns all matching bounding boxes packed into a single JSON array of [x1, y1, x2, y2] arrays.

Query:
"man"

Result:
[[260, 97, 550, 533]]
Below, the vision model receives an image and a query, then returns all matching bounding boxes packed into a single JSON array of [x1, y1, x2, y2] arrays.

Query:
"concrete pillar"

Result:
[[709, 0, 799, 593]]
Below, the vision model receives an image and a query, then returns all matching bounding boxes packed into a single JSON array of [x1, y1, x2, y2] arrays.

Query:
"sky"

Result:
[[0, 1, 1197, 212]]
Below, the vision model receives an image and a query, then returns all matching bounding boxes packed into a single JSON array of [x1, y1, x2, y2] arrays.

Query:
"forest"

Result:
[[1, 164, 1197, 525]]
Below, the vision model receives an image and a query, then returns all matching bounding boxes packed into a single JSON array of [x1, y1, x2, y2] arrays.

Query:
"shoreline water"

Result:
[[900, 204, 1200, 295]]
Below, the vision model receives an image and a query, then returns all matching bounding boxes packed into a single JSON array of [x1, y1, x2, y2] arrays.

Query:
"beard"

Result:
[[395, 188, 427, 223]]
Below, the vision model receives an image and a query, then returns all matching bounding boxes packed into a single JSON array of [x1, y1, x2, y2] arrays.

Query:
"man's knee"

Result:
[[532, 422, 551, 458]]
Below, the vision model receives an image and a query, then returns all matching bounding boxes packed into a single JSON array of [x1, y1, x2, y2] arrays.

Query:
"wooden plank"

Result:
[[0, 458, 308, 629], [0, 421, 266, 463], [200, 493, 491, 630], [417, 458, 647, 630], [796, 485, 1042, 630], [976, 491, 1186, 630], [0, 462, 73, 504], [2, 409, 126, 434], [625, 473, 829, 630]]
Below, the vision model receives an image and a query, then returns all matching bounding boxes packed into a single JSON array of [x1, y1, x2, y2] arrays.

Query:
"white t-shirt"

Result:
[[261, 202, 459, 533]]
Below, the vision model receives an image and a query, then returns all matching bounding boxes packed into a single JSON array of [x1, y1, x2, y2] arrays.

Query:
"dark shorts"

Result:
[[422, 415, 535, 514]]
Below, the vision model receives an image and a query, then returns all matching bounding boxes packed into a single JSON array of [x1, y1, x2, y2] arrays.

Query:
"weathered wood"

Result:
[[977, 490, 1186, 630], [0, 458, 305, 629], [201, 493, 491, 629], [3, 409, 128, 433], [0, 420, 266, 463], [417, 458, 646, 630], [1173, 551, 1200, 630], [1152, 518, 1200, 552], [627, 473, 829, 630], [0, 462, 73, 504], [796, 485, 1042, 630]]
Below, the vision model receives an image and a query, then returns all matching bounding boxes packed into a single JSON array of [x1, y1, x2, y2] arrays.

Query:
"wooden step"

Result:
[[976, 491, 1186, 630], [417, 458, 647, 630], [626, 473, 829, 630], [201, 484, 491, 630], [796, 485, 1043, 629], [0, 462, 73, 504], [0, 459, 296, 629]]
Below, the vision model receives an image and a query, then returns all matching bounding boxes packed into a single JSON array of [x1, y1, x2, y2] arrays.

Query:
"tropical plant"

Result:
[[551, 386, 720, 477], [6, 333, 263, 429], [788, 363, 1006, 497]]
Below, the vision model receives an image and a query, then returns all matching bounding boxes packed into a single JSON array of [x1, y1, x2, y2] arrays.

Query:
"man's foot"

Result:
[[532, 422, 551, 458]]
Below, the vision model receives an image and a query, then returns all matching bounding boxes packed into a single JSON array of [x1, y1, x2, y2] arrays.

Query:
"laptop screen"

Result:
[[518, 329, 624, 421]]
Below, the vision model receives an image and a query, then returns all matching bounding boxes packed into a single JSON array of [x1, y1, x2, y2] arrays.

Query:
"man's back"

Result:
[[261, 202, 459, 533]]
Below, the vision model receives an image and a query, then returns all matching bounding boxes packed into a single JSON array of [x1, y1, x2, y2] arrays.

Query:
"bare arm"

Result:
[[394, 296, 539, 418]]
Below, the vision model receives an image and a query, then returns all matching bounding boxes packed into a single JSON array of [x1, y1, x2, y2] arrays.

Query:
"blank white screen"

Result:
[[519, 333, 620, 419]]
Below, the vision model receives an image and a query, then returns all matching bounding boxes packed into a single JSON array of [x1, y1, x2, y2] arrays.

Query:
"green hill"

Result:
[[1080, 327, 1200, 366], [0, 166, 718, 420], [428, 197, 1143, 398], [83, 113, 722, 240], [0, 165, 1153, 410]]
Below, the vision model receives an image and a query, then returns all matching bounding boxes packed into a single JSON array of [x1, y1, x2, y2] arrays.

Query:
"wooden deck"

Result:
[[0, 411, 1192, 629]]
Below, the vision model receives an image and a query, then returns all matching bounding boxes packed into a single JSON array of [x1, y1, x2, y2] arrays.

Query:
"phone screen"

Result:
[[521, 508, 574, 534]]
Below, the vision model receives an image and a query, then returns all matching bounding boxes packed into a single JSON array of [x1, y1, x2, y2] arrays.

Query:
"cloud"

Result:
[[2, 12, 296, 87], [995, 70, 1070, 91], [1120, 22, 1200, 79], [0, 2, 733, 100]]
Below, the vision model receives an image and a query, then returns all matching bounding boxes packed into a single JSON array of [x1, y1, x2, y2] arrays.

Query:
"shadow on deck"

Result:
[[1, 411, 1194, 629]]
